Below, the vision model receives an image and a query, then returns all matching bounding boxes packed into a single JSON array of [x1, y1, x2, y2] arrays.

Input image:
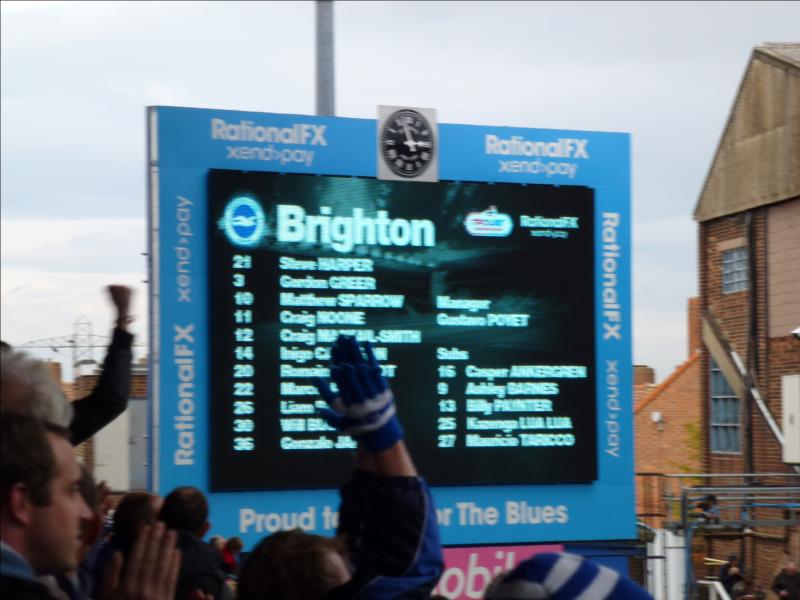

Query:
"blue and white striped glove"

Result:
[[312, 335, 404, 454]]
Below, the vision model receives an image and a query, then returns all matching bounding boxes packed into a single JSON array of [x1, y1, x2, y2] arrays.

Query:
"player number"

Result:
[[234, 328, 254, 342], [438, 365, 456, 378], [234, 310, 253, 324], [234, 346, 254, 360], [233, 273, 246, 287], [233, 382, 254, 397], [232, 255, 252, 269], [438, 399, 457, 412], [233, 400, 254, 415], [233, 363, 255, 378], [233, 418, 255, 433], [233, 436, 255, 451], [438, 434, 456, 448], [234, 291, 254, 306], [437, 383, 448, 395], [437, 417, 456, 431]]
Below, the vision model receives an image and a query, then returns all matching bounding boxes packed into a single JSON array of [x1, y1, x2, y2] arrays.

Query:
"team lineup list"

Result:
[[224, 252, 588, 455]]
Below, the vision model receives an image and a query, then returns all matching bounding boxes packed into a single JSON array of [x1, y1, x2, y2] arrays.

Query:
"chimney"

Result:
[[634, 365, 656, 387], [46, 361, 62, 385]]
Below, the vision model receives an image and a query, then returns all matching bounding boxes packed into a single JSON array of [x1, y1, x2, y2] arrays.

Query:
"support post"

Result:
[[316, 1, 335, 116]]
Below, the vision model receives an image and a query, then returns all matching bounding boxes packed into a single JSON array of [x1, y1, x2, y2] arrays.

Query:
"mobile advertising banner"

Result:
[[148, 106, 632, 553]]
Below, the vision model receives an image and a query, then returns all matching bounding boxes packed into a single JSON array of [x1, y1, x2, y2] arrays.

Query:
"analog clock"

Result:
[[380, 109, 435, 178]]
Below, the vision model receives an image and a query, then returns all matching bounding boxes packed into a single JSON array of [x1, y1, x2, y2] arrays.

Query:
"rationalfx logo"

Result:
[[219, 197, 267, 247], [485, 135, 589, 158], [211, 119, 327, 145]]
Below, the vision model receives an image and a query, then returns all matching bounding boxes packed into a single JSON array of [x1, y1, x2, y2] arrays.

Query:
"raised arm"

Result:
[[70, 285, 134, 444], [313, 336, 442, 599]]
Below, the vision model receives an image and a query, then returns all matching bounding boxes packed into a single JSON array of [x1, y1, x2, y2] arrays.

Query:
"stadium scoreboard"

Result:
[[149, 106, 632, 546], [207, 171, 596, 489]]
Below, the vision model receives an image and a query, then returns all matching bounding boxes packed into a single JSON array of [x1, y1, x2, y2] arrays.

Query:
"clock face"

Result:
[[380, 109, 435, 178]]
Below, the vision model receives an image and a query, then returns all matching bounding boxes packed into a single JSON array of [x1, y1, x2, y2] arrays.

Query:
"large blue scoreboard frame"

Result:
[[147, 106, 632, 547]]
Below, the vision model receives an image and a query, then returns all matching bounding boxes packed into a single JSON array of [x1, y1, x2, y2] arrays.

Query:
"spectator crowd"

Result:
[[2, 284, 710, 599]]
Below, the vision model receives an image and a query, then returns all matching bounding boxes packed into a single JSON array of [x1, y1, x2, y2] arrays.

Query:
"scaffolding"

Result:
[[638, 472, 800, 599]]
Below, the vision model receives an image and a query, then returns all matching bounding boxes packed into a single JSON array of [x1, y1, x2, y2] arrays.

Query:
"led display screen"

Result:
[[207, 170, 596, 490]]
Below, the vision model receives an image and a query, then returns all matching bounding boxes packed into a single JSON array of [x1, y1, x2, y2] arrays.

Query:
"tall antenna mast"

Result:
[[73, 315, 95, 367], [315, 0, 335, 116]]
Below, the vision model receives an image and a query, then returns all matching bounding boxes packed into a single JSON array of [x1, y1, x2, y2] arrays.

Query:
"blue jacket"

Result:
[[325, 471, 443, 599], [0, 541, 53, 600]]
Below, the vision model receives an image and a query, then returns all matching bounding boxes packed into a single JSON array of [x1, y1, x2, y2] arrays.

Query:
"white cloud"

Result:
[[633, 216, 697, 248], [0, 1, 81, 15], [0, 266, 149, 380], [1, 217, 146, 272], [2, 0, 799, 387], [633, 306, 691, 380], [0, 217, 148, 379]]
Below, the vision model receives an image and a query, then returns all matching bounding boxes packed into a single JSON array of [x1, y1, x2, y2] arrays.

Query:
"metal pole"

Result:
[[316, 0, 335, 116], [744, 211, 756, 474]]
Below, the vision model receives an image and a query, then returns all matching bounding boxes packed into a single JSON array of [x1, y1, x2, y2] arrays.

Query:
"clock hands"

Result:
[[402, 123, 432, 153], [402, 123, 418, 152]]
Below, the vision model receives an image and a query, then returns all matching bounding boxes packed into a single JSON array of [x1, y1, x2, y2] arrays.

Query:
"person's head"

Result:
[[706, 494, 717, 505], [786, 560, 797, 575], [209, 535, 226, 551], [159, 486, 209, 538], [728, 554, 739, 565], [238, 529, 350, 600], [0, 349, 72, 428], [112, 491, 162, 551], [0, 414, 91, 575], [225, 536, 244, 555], [484, 552, 653, 599]]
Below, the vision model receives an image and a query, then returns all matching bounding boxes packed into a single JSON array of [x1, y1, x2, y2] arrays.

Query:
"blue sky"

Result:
[[2, 0, 798, 379]]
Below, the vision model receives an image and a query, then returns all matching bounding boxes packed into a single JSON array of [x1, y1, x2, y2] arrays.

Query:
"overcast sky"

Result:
[[1, 0, 798, 380]]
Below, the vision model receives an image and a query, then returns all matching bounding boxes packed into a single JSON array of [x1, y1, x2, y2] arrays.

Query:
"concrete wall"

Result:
[[93, 407, 130, 491], [92, 396, 149, 491]]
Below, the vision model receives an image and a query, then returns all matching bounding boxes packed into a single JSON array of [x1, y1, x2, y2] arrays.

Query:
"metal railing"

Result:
[[637, 472, 800, 599], [638, 472, 800, 529], [697, 579, 731, 600]]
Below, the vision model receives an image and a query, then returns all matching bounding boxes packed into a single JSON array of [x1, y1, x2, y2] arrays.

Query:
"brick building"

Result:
[[634, 299, 703, 520], [694, 43, 800, 586]]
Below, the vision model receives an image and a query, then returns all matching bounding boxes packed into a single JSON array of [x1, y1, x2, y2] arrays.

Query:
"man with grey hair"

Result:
[[0, 285, 134, 444], [0, 349, 73, 427]]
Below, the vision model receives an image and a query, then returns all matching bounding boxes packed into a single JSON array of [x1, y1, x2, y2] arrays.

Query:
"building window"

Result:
[[710, 358, 740, 453], [722, 247, 748, 294]]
